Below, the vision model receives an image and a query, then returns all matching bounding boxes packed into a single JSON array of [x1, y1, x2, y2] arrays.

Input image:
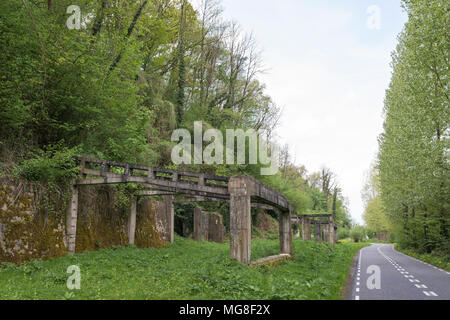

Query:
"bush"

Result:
[[338, 228, 350, 240], [14, 145, 80, 183], [350, 226, 366, 243]]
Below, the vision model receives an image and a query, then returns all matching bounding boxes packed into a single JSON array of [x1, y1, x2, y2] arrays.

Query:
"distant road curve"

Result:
[[348, 243, 450, 300]]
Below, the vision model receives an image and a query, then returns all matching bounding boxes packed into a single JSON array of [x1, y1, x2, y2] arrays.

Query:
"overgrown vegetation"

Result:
[[0, 0, 353, 232], [0, 236, 367, 300], [394, 244, 450, 272]]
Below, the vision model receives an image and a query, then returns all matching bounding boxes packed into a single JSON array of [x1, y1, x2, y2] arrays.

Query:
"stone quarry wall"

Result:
[[0, 177, 169, 264]]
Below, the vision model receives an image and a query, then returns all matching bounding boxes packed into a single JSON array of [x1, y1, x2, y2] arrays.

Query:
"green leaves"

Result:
[[14, 145, 81, 183], [378, 0, 449, 253]]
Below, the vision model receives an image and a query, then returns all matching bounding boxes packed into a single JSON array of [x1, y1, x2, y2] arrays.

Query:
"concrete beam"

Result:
[[138, 190, 176, 196], [250, 254, 292, 267], [75, 176, 229, 197], [297, 213, 332, 218]]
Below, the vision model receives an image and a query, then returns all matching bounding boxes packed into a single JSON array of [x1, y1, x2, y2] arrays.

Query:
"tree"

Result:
[[378, 0, 449, 253]]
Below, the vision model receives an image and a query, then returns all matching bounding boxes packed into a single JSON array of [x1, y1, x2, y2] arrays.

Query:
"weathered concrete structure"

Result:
[[229, 176, 292, 264], [250, 253, 292, 267], [68, 157, 293, 265], [127, 197, 137, 245], [292, 214, 337, 245], [193, 208, 225, 243], [66, 184, 78, 255]]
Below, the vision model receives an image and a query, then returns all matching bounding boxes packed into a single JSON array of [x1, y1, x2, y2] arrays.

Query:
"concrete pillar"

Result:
[[279, 210, 292, 255], [193, 207, 203, 241], [193, 207, 209, 242], [128, 197, 137, 245], [163, 195, 174, 243], [194, 209, 225, 243], [314, 223, 321, 242], [66, 184, 78, 255], [293, 224, 300, 238], [229, 177, 252, 264], [328, 216, 335, 244], [334, 224, 338, 243], [207, 212, 225, 243], [323, 223, 329, 243], [302, 216, 311, 240], [202, 210, 209, 241]]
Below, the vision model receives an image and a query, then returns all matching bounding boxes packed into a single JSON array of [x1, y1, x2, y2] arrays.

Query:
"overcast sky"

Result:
[[194, 0, 408, 224]]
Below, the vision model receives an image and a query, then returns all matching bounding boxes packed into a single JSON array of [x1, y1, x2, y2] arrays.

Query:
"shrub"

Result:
[[14, 145, 80, 183]]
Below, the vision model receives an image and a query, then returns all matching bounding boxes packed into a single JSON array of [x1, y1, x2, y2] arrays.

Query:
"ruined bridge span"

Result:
[[291, 214, 337, 243], [66, 157, 293, 264]]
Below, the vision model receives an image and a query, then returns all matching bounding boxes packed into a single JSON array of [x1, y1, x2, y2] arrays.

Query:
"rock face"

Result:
[[0, 178, 66, 263], [193, 208, 225, 243], [0, 177, 170, 264]]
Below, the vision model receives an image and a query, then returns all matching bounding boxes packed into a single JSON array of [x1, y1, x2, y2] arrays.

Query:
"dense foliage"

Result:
[[377, 0, 449, 253], [361, 164, 390, 239], [0, 0, 351, 228]]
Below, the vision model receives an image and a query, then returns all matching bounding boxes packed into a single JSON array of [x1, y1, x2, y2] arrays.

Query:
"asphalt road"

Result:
[[349, 243, 450, 300]]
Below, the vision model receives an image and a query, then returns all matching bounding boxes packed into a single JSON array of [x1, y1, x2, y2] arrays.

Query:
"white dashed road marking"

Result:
[[376, 244, 443, 298]]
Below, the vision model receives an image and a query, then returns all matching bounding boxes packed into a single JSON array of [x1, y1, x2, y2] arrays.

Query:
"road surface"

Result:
[[349, 243, 450, 300]]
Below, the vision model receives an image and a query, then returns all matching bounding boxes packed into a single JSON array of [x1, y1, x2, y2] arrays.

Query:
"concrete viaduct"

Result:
[[67, 157, 298, 265]]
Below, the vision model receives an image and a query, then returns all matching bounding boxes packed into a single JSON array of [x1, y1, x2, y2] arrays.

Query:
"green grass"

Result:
[[0, 236, 368, 300], [394, 245, 450, 272]]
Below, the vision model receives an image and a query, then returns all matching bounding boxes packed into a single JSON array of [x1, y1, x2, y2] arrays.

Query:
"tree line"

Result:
[[364, 0, 449, 254]]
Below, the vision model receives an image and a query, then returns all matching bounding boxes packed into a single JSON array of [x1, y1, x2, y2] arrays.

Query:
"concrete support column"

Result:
[[128, 196, 137, 245], [163, 195, 174, 243], [328, 216, 335, 245], [333, 225, 338, 243], [194, 207, 209, 242], [193, 207, 202, 241], [314, 223, 321, 242], [302, 216, 311, 240], [202, 210, 209, 241], [229, 177, 252, 264], [279, 210, 292, 255], [323, 224, 329, 242], [66, 184, 78, 255], [293, 224, 300, 238]]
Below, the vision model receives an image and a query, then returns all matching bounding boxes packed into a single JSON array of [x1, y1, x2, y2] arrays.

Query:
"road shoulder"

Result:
[[341, 246, 363, 300]]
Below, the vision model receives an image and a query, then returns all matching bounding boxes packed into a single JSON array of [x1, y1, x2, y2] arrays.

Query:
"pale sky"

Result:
[[193, 0, 407, 224]]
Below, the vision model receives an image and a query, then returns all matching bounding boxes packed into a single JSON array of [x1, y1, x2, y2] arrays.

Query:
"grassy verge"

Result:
[[394, 245, 450, 272], [0, 236, 368, 300]]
